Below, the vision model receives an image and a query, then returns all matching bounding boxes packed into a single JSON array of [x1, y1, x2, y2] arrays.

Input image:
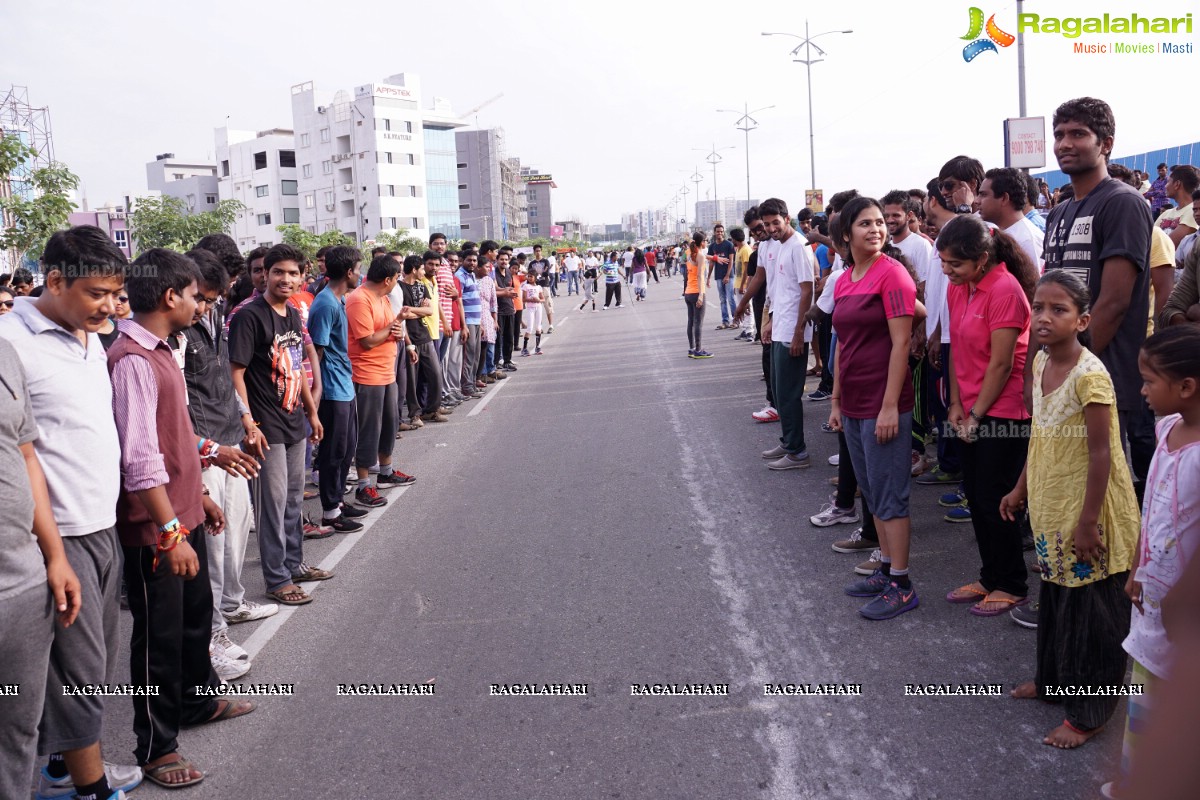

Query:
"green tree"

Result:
[[127, 195, 244, 253], [0, 133, 80, 264], [275, 224, 356, 260], [366, 229, 426, 256]]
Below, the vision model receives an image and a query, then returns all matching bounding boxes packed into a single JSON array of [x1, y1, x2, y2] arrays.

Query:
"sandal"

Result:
[[267, 586, 312, 605], [188, 698, 256, 727], [945, 583, 988, 604], [292, 565, 334, 582], [143, 755, 204, 789], [970, 593, 1029, 617]]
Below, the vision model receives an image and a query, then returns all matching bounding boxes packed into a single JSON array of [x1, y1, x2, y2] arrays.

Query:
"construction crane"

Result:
[[461, 93, 503, 127]]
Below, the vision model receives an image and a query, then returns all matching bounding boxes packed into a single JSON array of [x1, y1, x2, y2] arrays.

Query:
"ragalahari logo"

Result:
[[961, 7, 1015, 62]]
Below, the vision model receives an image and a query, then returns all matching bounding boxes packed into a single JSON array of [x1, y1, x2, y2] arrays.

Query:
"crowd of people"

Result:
[[675, 96, 1199, 796], [0, 228, 574, 795]]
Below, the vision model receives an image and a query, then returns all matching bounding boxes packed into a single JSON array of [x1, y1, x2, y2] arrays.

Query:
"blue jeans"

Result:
[[567, 271, 579, 294], [716, 280, 735, 324], [483, 341, 495, 375]]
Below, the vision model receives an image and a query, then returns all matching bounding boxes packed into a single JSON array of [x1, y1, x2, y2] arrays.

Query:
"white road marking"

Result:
[[467, 376, 509, 416]]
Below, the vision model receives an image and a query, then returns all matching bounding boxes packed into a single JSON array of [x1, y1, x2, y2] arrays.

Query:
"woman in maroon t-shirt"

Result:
[[939, 214, 1038, 617]]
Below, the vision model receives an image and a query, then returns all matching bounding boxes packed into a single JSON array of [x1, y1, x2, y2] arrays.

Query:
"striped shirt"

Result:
[[436, 260, 456, 331], [456, 267, 482, 326]]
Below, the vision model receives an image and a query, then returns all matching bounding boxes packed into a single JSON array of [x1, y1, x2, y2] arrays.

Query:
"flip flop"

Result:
[[267, 586, 312, 606], [143, 755, 204, 789], [970, 594, 1030, 617], [187, 698, 256, 727], [945, 583, 988, 604]]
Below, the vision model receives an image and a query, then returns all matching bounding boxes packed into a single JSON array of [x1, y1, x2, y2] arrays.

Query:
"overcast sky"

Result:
[[3, 0, 1196, 227]]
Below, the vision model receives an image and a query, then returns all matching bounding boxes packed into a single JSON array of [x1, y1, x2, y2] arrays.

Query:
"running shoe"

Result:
[[692, 350, 713, 358], [376, 470, 417, 488], [212, 629, 249, 662], [340, 503, 369, 518], [859, 581, 919, 620], [911, 453, 933, 477], [504, 363, 518, 371], [687, 350, 696, 359], [535, 348, 544, 355], [938, 488, 967, 508], [944, 506, 973, 523], [210, 643, 251, 681], [915, 467, 962, 485], [222, 600, 279, 625], [521, 348, 530, 357], [302, 514, 333, 540], [1010, 602, 1039, 629], [751, 405, 779, 423], [821, 421, 835, 433], [354, 486, 387, 508], [323, 514, 363, 533], [811, 502, 861, 527], [844, 569, 890, 597], [38, 763, 142, 799], [807, 389, 832, 401]]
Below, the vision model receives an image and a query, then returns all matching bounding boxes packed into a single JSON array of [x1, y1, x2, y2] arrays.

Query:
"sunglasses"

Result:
[[0, 300, 13, 308], [939, 180, 960, 192], [117, 296, 129, 303]]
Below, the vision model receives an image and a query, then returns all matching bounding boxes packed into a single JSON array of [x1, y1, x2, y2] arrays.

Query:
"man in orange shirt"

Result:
[[345, 254, 416, 509]]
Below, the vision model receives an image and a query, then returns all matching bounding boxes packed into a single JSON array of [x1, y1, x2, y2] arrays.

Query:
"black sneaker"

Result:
[[1010, 602, 1038, 629], [845, 569, 890, 597], [376, 470, 417, 488], [503, 363, 518, 372], [354, 486, 387, 508], [325, 514, 363, 533], [340, 503, 369, 518], [859, 581, 919, 620]]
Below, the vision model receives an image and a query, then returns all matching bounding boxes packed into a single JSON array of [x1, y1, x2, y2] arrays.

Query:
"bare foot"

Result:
[[1044, 721, 1101, 749], [1010, 681, 1038, 699], [145, 753, 202, 786]]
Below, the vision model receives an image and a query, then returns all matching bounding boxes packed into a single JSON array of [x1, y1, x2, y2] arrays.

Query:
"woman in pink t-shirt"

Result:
[[939, 214, 1039, 617], [830, 197, 920, 621]]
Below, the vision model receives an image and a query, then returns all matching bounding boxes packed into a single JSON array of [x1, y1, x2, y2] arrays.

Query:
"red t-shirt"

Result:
[[645, 250, 657, 267], [946, 262, 1030, 420], [832, 254, 917, 419], [451, 276, 463, 332]]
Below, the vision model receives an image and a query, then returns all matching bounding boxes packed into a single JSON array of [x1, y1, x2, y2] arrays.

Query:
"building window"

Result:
[[529, 208, 537, 218], [380, 184, 394, 196], [456, 162, 467, 169], [382, 119, 391, 131], [531, 225, 539, 235], [320, 128, 330, 143], [282, 208, 300, 224], [221, 160, 230, 177], [279, 150, 296, 168], [459, 204, 470, 210], [257, 213, 272, 226], [113, 230, 128, 250], [205, 194, 216, 205], [172, 172, 184, 180], [305, 194, 315, 208], [281, 180, 298, 195], [383, 152, 393, 164], [461, 223, 470, 230], [255, 185, 269, 197], [404, 121, 413, 133], [302, 164, 312, 178], [410, 217, 421, 229], [322, 160, 332, 174], [254, 152, 267, 170], [325, 223, 337, 232], [384, 217, 398, 229], [300, 133, 310, 147], [405, 154, 416, 165], [458, 183, 467, 190]]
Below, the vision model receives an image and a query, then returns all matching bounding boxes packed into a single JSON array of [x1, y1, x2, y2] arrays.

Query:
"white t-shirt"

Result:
[[892, 232, 935, 284], [584, 255, 599, 269], [923, 250, 951, 343], [564, 254, 581, 272], [765, 234, 815, 346], [816, 265, 844, 315], [1004, 216, 1045, 271], [621, 251, 634, 268]]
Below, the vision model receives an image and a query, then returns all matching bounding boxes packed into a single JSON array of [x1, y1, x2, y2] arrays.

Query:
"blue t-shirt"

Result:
[[603, 263, 621, 284], [456, 267, 481, 326], [307, 288, 354, 402], [814, 244, 831, 273]]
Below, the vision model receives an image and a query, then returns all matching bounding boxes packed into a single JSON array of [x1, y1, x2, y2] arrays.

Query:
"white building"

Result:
[[289, 73, 465, 243], [215, 128, 298, 250], [145, 153, 219, 214]]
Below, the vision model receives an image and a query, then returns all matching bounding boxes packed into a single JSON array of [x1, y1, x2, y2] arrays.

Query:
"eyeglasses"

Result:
[[939, 180, 960, 192], [0, 301, 13, 308], [117, 296, 129, 303]]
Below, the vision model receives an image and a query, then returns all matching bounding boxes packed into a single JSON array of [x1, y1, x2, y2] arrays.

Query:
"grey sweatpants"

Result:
[[255, 440, 306, 593], [39, 527, 121, 754], [203, 468, 252, 633], [0, 584, 53, 800]]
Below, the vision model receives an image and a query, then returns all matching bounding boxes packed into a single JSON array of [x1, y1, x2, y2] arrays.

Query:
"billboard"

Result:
[[549, 224, 565, 239]]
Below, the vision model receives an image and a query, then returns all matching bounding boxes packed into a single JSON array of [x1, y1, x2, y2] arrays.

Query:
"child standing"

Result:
[[1002, 270, 1140, 748], [1102, 325, 1200, 798], [521, 277, 544, 356], [578, 262, 597, 312]]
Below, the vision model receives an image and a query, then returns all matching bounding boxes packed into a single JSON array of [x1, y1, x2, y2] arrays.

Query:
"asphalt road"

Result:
[[91, 278, 1119, 800]]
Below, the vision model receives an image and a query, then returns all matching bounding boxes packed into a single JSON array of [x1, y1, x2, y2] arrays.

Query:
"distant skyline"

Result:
[[4, 0, 1196, 229]]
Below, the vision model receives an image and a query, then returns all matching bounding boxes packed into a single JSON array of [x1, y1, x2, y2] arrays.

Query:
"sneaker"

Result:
[[222, 600, 279, 625], [807, 389, 832, 401], [831, 527, 877, 552], [827, 453, 839, 466], [844, 569, 890, 597], [615, 304, 625, 308], [376, 470, 416, 488], [692, 350, 713, 358], [212, 629, 249, 661], [535, 348, 544, 355], [751, 405, 779, 423], [503, 363, 518, 371], [915, 467, 962, 485], [211, 644, 251, 681], [340, 503, 369, 518], [323, 514, 363, 533], [687, 349, 696, 359], [768, 453, 811, 470], [821, 421, 835, 433], [910, 452, 932, 477], [354, 486, 388, 508], [302, 515, 333, 540], [521, 348, 530, 357], [38, 762, 142, 799], [938, 488, 967, 508], [855, 549, 882, 575], [1010, 601, 1039, 629], [546, 326, 554, 334], [811, 502, 861, 528], [944, 505, 973, 523], [761, 444, 790, 459], [859, 581, 919, 620]]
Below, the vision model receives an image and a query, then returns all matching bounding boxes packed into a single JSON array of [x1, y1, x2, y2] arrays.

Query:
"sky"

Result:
[[3, 0, 1196, 228]]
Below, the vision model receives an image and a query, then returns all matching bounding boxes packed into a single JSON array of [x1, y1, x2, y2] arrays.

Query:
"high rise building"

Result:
[[289, 73, 465, 244], [456, 128, 528, 242], [215, 127, 298, 251], [520, 167, 555, 239]]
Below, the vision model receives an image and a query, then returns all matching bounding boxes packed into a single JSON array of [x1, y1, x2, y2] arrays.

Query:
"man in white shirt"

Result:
[[978, 167, 1044, 270], [882, 190, 935, 289], [757, 197, 814, 471], [563, 251, 582, 296]]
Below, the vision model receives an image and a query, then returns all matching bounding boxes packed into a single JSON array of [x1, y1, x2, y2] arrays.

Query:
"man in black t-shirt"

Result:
[[398, 255, 442, 421], [707, 223, 737, 328], [493, 254, 518, 370], [229, 244, 328, 606], [1041, 96, 1154, 492]]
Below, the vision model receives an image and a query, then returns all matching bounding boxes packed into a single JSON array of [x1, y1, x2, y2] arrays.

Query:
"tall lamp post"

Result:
[[762, 22, 852, 190], [717, 103, 775, 205], [689, 168, 704, 228], [693, 145, 735, 226]]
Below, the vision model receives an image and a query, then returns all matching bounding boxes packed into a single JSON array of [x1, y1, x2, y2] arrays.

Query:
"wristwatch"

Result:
[[955, 204, 972, 214]]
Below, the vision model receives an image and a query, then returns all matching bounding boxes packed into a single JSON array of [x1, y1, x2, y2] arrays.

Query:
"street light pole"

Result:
[[762, 23, 852, 191], [694, 144, 734, 226], [718, 102, 775, 204], [1016, 0, 1027, 117], [689, 167, 703, 228]]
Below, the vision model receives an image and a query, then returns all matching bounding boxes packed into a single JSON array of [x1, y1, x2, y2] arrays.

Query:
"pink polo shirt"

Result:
[[946, 261, 1030, 420]]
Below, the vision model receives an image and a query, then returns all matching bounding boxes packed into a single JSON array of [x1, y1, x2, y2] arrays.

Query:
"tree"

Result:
[[275, 224, 356, 260], [0, 133, 80, 264], [366, 228, 426, 256], [127, 195, 244, 253]]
